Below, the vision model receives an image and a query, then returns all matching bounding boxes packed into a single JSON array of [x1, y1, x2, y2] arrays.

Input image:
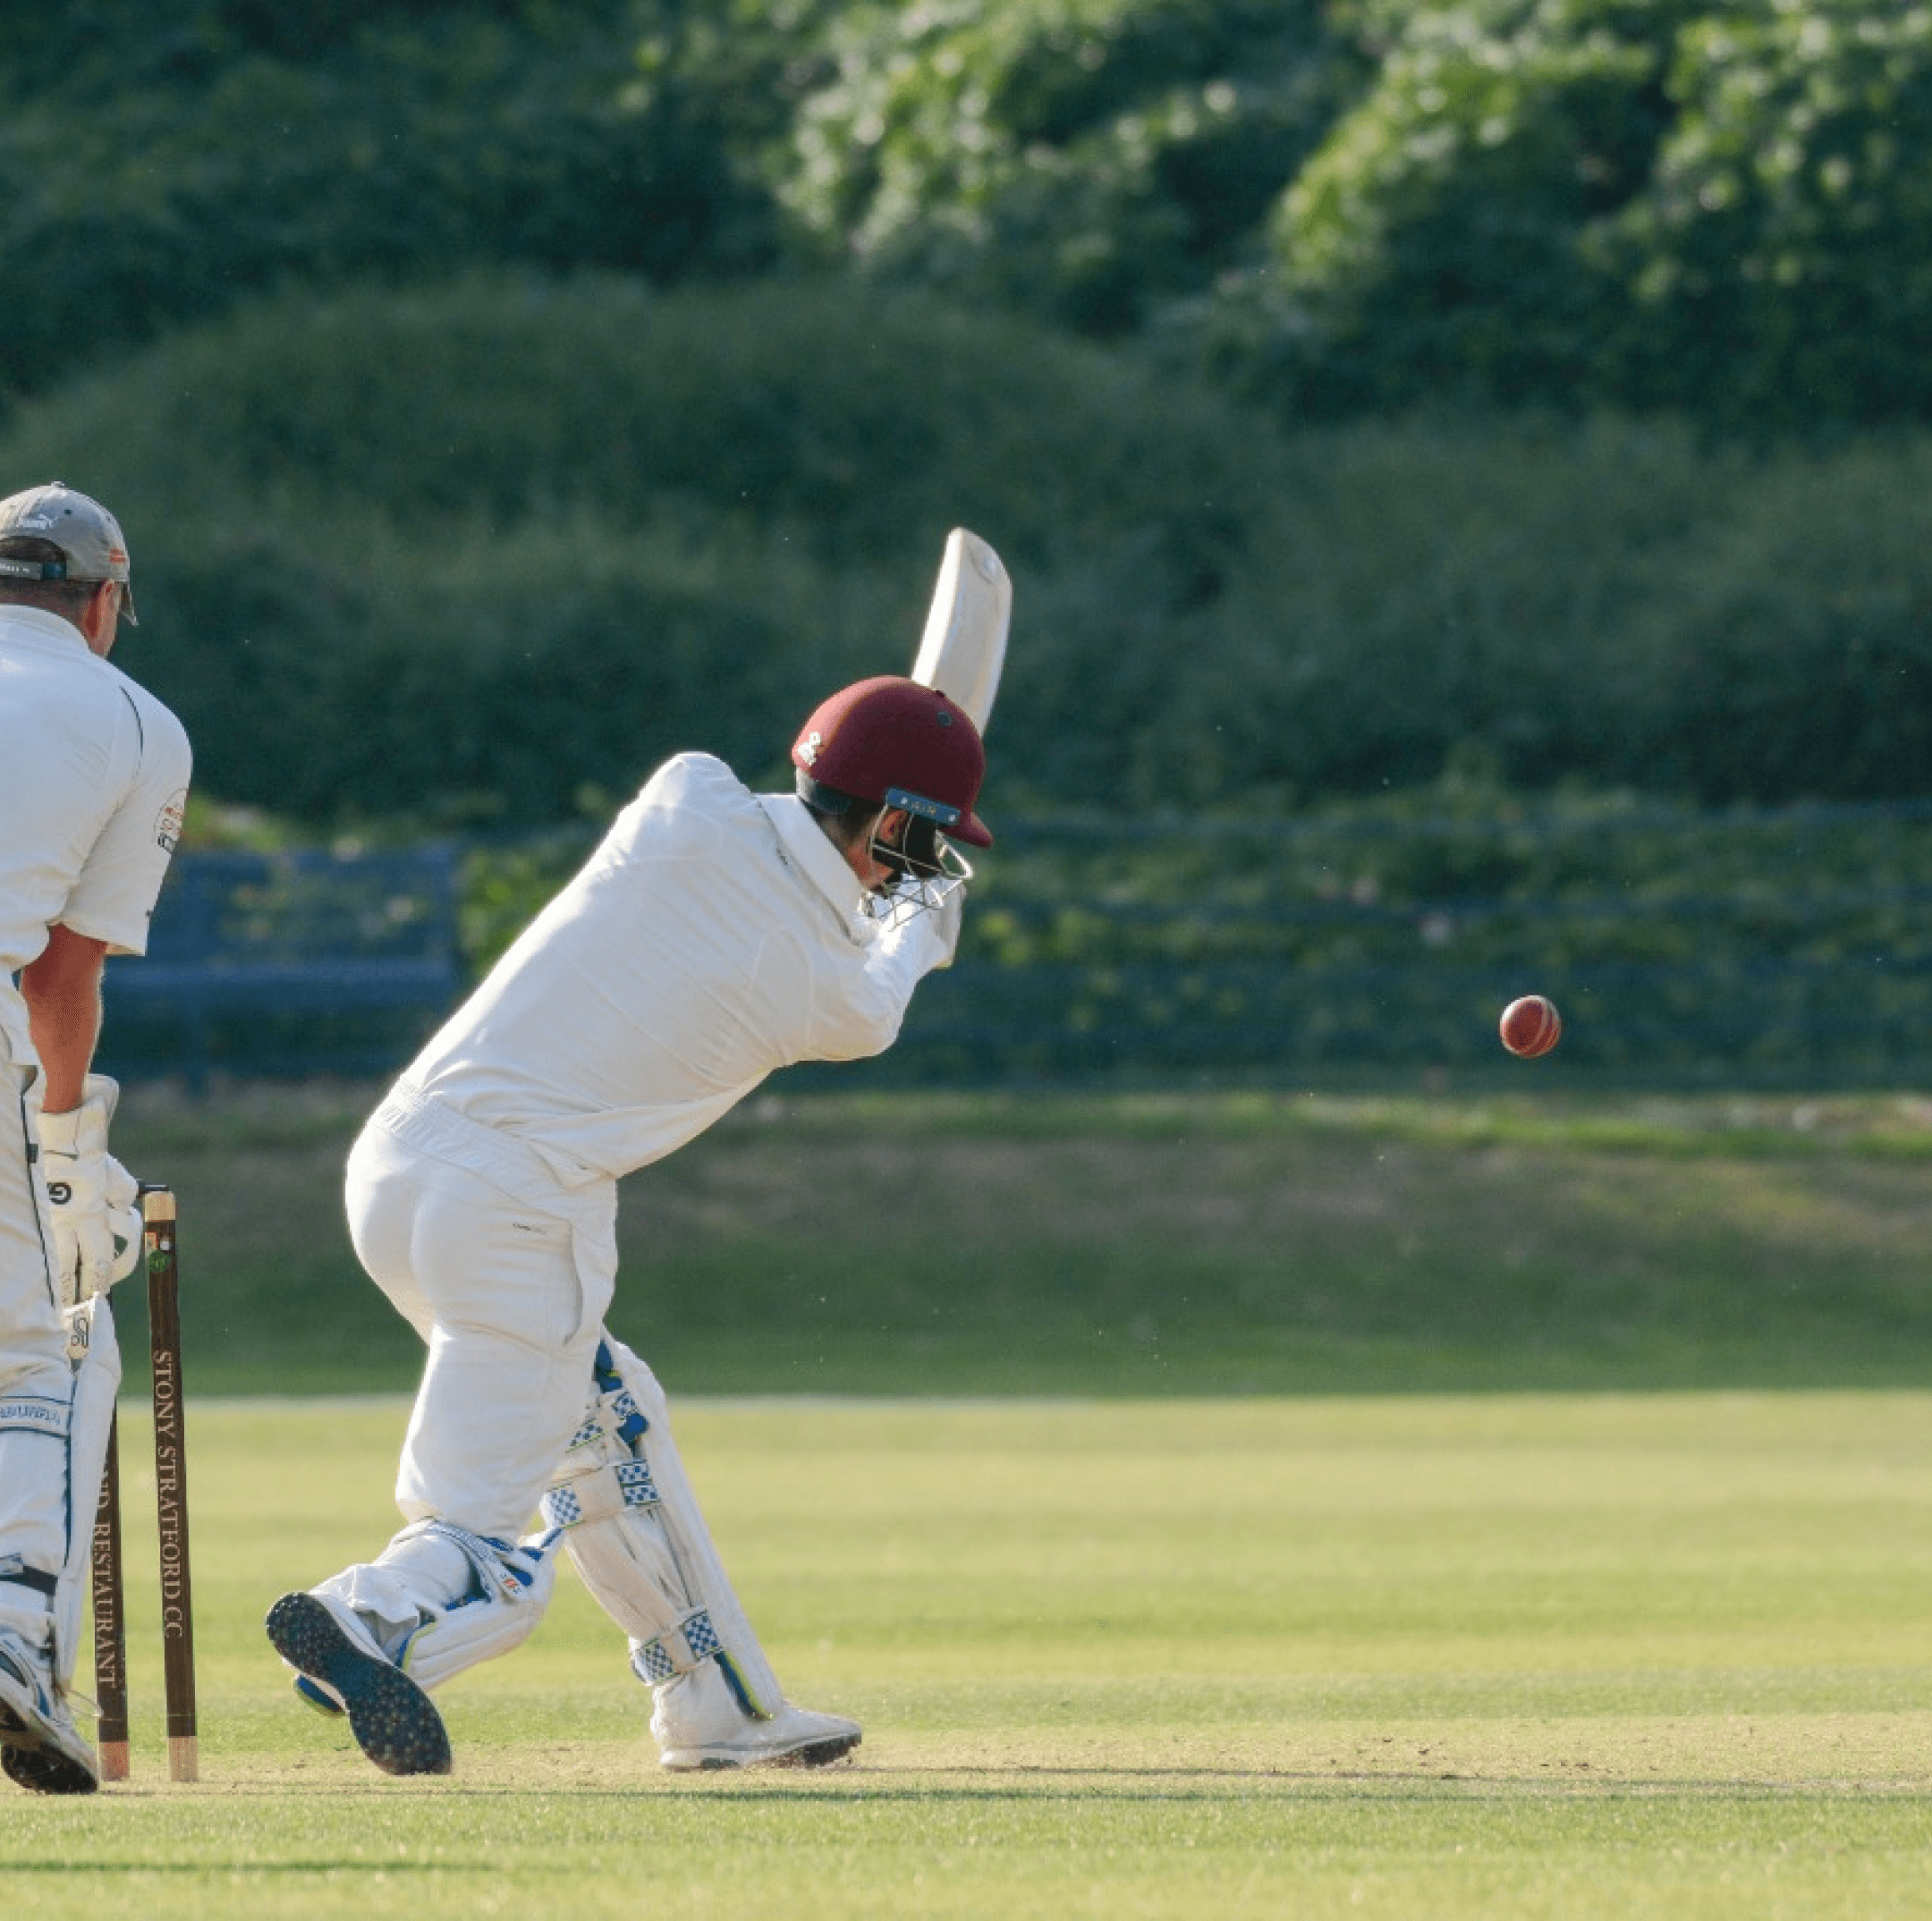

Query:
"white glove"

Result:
[[38, 1074, 143, 1306]]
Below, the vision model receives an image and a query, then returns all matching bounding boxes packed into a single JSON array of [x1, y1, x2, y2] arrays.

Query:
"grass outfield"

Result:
[[5, 1394, 1931, 1918], [106, 1084, 1932, 1395]]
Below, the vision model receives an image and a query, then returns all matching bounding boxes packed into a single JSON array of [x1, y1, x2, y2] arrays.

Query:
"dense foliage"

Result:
[[6, 1, 1931, 434], [1247, 0, 1932, 432], [0, 275, 1302, 822], [1, 0, 776, 401], [760, 0, 1363, 333]]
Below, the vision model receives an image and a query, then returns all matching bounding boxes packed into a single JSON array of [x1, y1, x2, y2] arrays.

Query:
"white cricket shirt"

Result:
[[0, 606, 191, 1063], [401, 752, 959, 1185]]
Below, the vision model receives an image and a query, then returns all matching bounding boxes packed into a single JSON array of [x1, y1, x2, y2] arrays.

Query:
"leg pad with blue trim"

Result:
[[541, 1334, 783, 1719]]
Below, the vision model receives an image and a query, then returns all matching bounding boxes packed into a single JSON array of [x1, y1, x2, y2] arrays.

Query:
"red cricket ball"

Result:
[[1499, 994, 1563, 1058]]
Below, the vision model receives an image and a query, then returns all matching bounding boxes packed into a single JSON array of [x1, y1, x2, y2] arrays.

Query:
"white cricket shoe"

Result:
[[652, 1659, 861, 1772], [0, 1628, 99, 1796]]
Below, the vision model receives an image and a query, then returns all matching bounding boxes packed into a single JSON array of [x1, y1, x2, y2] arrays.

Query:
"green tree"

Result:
[[1252, 0, 1701, 414], [768, 0, 1363, 333], [1598, 3, 1932, 432], [1244, 0, 1932, 430]]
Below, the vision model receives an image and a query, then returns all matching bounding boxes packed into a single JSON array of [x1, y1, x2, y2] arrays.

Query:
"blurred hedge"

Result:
[[880, 783, 1932, 1091], [766, 0, 1362, 334], [0, 273, 1312, 822], [4, 274, 1932, 827], [129, 778, 1932, 1095], [0, 0, 779, 403]]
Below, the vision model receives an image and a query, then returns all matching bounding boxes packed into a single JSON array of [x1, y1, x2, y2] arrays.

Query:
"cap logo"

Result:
[[18, 514, 54, 531], [797, 730, 823, 767]]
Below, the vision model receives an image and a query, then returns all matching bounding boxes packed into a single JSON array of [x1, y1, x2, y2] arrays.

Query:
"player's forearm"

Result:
[[21, 925, 109, 1111]]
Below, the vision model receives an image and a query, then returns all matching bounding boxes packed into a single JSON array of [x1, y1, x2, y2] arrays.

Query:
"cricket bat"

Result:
[[910, 528, 1010, 735]]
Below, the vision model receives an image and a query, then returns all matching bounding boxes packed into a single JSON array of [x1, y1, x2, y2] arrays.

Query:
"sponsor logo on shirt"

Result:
[[156, 790, 186, 853]]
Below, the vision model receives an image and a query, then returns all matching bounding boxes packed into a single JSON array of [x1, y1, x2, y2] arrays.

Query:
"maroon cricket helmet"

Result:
[[791, 675, 993, 849]]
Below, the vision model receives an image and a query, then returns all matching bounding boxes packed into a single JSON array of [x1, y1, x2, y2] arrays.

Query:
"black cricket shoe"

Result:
[[1, 1742, 97, 1796], [265, 1591, 452, 1777]]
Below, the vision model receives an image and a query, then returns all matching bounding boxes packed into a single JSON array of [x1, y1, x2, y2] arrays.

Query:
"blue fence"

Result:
[[98, 845, 462, 1092], [93, 798, 1932, 1093]]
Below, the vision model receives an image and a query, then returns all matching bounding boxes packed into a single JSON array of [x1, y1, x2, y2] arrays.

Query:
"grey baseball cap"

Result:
[[0, 481, 139, 623]]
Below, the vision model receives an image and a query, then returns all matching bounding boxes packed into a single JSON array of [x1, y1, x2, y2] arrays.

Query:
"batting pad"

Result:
[[0, 1296, 125, 1688], [542, 1336, 783, 1718]]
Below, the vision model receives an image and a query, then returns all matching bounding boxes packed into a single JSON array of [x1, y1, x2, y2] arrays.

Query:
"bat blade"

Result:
[[910, 528, 1009, 735]]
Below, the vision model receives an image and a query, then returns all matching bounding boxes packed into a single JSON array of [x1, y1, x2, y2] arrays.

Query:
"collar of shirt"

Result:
[[0, 605, 93, 653], [758, 791, 877, 941]]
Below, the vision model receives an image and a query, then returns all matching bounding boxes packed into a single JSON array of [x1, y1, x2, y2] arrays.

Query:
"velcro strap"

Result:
[[0, 1399, 71, 1440], [539, 1458, 660, 1530], [631, 1608, 723, 1684], [564, 1386, 647, 1454], [406, 1519, 537, 1605]]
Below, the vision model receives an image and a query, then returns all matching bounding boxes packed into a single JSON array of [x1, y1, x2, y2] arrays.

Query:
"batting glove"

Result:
[[38, 1074, 143, 1305]]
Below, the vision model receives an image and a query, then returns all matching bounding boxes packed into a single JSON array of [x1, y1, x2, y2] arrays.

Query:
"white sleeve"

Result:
[[60, 694, 192, 958], [807, 909, 957, 1062]]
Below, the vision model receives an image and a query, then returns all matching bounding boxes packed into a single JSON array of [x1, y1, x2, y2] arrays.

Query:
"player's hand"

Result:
[[38, 1075, 141, 1303]]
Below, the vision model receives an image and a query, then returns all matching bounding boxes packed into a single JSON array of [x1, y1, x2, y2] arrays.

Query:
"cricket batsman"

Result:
[[0, 483, 191, 1794], [267, 672, 995, 1775]]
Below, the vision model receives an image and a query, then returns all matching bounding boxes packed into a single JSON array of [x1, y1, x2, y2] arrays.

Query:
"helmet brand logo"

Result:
[[884, 785, 961, 827]]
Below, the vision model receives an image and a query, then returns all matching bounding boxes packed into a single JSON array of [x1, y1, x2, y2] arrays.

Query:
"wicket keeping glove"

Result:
[[38, 1074, 143, 1305]]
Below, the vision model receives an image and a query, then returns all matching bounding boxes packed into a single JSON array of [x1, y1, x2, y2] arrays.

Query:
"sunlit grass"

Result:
[[7, 1394, 1929, 1918]]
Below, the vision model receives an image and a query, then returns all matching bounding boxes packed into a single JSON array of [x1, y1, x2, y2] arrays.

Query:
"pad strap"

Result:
[[631, 1608, 727, 1685], [564, 1347, 649, 1453], [398, 1519, 543, 1606], [0, 1561, 58, 1596], [540, 1458, 659, 1530]]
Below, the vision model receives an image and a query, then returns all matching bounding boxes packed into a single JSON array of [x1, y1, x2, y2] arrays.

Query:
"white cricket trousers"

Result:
[[344, 1112, 620, 1542]]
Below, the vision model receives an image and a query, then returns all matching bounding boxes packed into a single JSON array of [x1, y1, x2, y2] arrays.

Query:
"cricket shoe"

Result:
[[651, 1659, 861, 1773], [265, 1590, 452, 1777], [0, 1629, 98, 1796]]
